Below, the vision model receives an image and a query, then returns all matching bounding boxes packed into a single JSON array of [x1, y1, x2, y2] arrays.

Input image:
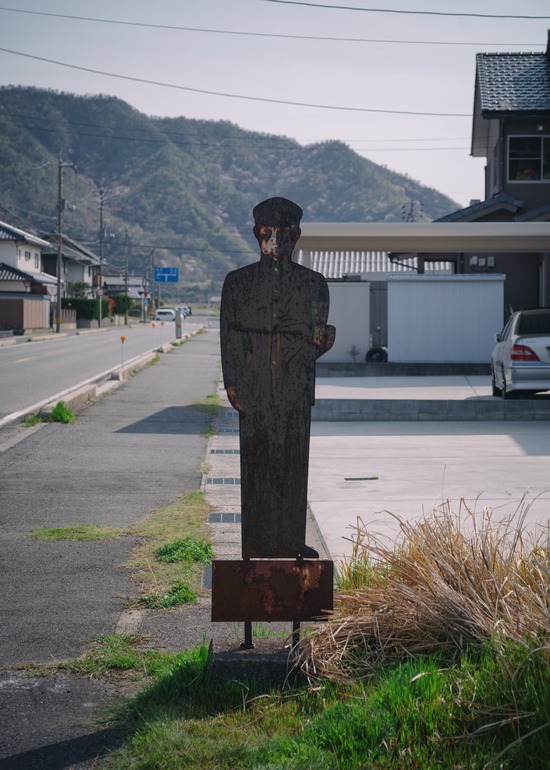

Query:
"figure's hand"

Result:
[[314, 325, 336, 354], [226, 386, 245, 413]]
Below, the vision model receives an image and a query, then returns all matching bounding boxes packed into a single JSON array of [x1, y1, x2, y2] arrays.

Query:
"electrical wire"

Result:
[[263, 0, 550, 20], [2, 107, 473, 146], [0, 47, 469, 117], [0, 5, 539, 46]]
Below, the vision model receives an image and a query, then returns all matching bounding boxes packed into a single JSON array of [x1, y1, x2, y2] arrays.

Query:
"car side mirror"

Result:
[[494, 333, 502, 343]]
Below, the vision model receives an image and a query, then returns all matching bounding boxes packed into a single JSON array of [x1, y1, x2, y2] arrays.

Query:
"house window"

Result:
[[24, 250, 31, 261], [508, 136, 550, 181], [34, 253, 40, 269]]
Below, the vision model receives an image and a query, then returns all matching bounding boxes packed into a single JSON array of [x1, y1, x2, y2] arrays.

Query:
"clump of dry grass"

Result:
[[301, 501, 550, 679]]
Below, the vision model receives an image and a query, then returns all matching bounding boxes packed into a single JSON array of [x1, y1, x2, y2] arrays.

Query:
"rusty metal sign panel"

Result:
[[211, 559, 333, 622]]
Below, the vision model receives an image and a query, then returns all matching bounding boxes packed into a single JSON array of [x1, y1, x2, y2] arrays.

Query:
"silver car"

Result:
[[491, 308, 550, 399]]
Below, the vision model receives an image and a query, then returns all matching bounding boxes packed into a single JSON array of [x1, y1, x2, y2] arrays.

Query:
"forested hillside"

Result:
[[0, 86, 459, 299]]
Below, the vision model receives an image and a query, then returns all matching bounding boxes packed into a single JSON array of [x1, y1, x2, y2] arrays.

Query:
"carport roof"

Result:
[[297, 222, 550, 254]]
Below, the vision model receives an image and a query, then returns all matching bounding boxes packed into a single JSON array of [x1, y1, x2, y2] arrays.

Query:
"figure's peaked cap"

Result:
[[253, 197, 303, 227]]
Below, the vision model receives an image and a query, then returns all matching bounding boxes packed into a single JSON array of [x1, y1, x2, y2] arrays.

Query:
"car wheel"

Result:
[[365, 346, 388, 363]]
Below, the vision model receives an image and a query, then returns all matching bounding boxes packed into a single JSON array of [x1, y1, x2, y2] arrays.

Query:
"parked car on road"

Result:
[[491, 308, 550, 398], [155, 308, 176, 322]]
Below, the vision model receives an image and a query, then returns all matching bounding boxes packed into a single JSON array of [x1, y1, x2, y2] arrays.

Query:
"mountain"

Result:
[[0, 86, 459, 300]]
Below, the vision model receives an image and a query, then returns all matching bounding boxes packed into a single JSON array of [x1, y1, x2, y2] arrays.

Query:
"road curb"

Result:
[[3, 328, 204, 428]]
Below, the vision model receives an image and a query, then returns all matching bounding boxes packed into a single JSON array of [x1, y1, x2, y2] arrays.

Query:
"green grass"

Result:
[[28, 524, 126, 541], [96, 639, 550, 769], [154, 536, 214, 564]]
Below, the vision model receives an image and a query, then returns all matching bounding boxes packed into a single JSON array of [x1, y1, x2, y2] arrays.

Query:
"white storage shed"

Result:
[[387, 274, 505, 363]]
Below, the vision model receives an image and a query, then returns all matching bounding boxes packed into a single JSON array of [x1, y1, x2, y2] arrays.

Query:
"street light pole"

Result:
[[55, 154, 76, 333]]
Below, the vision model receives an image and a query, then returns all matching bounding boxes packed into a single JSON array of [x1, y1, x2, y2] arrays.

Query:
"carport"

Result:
[[298, 222, 550, 258], [297, 222, 550, 364]]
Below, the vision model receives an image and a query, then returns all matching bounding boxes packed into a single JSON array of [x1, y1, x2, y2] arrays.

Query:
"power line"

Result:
[[3, 106, 473, 145], [0, 47, 470, 117], [0, 5, 539, 46], [263, 0, 550, 20], [6, 119, 470, 151]]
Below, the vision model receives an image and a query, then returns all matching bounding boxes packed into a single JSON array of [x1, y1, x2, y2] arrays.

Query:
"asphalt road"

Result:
[[0, 328, 221, 666], [0, 320, 205, 422]]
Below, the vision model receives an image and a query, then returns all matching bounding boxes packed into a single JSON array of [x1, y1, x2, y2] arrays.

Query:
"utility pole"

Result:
[[124, 229, 129, 325], [98, 188, 107, 328], [144, 247, 154, 322], [56, 153, 77, 333]]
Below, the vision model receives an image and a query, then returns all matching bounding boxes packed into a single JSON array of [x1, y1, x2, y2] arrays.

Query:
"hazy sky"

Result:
[[1, 1, 548, 209]]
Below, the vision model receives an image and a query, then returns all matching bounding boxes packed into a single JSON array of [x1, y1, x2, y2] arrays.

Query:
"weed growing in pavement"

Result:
[[138, 580, 197, 608], [14, 634, 183, 681], [145, 354, 160, 366], [20, 413, 42, 427], [29, 524, 126, 541], [49, 400, 75, 423], [193, 393, 224, 437], [124, 490, 213, 605], [154, 536, 213, 564]]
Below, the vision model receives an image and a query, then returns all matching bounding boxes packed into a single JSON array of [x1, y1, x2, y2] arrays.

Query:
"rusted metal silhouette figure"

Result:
[[221, 197, 335, 559]]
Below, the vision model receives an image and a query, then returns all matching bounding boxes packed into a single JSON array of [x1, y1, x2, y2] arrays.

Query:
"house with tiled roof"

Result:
[[426, 30, 550, 311], [0, 220, 57, 333], [41, 233, 101, 295]]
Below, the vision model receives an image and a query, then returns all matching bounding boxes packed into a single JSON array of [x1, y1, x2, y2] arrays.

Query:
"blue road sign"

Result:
[[154, 267, 179, 283]]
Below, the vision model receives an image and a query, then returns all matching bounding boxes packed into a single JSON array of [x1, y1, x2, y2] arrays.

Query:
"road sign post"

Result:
[[154, 268, 178, 310]]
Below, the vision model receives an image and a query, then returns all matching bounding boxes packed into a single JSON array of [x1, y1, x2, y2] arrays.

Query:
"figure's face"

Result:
[[255, 224, 300, 261]]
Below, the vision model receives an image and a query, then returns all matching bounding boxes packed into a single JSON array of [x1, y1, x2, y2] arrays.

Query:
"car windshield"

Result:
[[518, 311, 550, 335]]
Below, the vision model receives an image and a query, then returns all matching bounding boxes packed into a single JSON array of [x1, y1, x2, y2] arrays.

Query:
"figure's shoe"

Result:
[[297, 544, 319, 559]]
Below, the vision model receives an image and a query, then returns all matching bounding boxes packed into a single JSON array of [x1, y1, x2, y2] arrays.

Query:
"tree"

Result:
[[67, 281, 92, 298]]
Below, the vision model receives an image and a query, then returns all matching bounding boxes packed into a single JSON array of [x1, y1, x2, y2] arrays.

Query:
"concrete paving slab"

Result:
[[308, 420, 550, 563], [315, 375, 493, 400]]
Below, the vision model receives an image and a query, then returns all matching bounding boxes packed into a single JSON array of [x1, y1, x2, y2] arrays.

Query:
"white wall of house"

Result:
[[323, 281, 371, 364], [387, 274, 505, 363], [0, 241, 42, 273]]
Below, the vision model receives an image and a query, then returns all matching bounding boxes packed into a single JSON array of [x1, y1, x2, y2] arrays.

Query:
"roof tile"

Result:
[[477, 52, 550, 113]]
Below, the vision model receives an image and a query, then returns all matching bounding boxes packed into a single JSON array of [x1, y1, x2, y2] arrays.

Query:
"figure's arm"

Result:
[[225, 385, 246, 413], [313, 276, 335, 357], [220, 276, 246, 413]]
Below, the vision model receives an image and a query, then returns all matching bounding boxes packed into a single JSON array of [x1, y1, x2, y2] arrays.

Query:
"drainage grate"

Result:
[[208, 512, 242, 523], [206, 477, 241, 485], [203, 565, 212, 589], [210, 448, 240, 454], [218, 427, 239, 434]]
